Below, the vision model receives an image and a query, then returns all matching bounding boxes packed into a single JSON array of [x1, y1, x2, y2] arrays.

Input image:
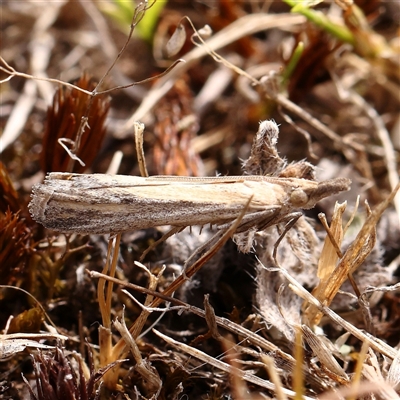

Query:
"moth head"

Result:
[[290, 178, 351, 209]]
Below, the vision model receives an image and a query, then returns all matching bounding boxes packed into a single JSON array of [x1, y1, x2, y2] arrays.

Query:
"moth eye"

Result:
[[290, 188, 309, 206]]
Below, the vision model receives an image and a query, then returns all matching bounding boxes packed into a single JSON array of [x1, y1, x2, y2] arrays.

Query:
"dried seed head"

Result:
[[0, 162, 21, 213], [41, 73, 110, 173], [242, 120, 286, 176]]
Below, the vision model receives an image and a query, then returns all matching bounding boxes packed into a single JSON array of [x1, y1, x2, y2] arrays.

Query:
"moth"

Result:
[[29, 172, 351, 237]]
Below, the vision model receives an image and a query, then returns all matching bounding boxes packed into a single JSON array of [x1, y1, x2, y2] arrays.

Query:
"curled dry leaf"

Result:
[[0, 339, 55, 360], [166, 23, 187, 58]]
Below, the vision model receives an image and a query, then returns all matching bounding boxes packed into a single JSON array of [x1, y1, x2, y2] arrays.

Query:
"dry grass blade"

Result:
[[387, 348, 400, 388], [0, 333, 67, 360], [304, 183, 400, 326], [88, 270, 325, 392], [2, 1, 399, 397], [114, 315, 161, 397], [301, 325, 348, 382], [124, 13, 306, 131], [266, 257, 398, 359], [108, 195, 253, 360], [153, 329, 317, 400], [261, 355, 288, 400], [83, 196, 253, 390], [303, 201, 347, 324]]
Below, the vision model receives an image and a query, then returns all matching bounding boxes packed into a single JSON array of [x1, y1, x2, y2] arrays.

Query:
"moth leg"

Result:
[[272, 212, 303, 260], [181, 228, 227, 281], [139, 226, 184, 262], [239, 207, 283, 233], [217, 206, 281, 234], [233, 210, 302, 253], [224, 207, 281, 253]]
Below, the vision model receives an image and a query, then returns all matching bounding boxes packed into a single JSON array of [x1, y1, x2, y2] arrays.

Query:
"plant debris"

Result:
[[1, 1, 399, 399]]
